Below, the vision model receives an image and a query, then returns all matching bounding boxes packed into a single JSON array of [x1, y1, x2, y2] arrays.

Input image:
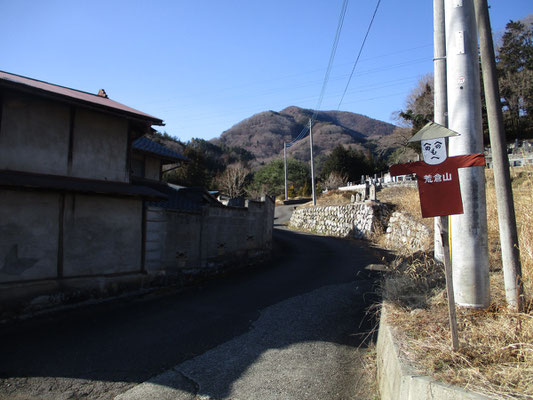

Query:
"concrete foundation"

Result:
[[377, 306, 494, 400]]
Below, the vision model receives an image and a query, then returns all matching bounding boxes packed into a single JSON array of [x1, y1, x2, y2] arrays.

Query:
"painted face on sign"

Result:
[[421, 138, 447, 165]]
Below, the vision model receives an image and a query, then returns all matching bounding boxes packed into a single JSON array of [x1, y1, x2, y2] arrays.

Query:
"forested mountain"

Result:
[[212, 106, 397, 166]]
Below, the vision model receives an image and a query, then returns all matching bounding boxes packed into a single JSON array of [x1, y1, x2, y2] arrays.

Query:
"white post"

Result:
[[445, 0, 490, 308], [309, 119, 317, 206], [435, 0, 460, 351], [434, 0, 448, 263], [284, 143, 288, 201]]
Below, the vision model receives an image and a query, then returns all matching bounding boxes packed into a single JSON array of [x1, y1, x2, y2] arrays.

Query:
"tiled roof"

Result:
[[148, 185, 223, 212], [131, 178, 222, 212], [132, 136, 188, 163], [0, 70, 163, 125]]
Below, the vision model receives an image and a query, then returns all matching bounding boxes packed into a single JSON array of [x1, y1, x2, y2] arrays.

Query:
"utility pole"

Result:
[[445, 0, 490, 308], [474, 0, 524, 311], [309, 119, 317, 206], [433, 0, 448, 264], [434, 0, 459, 351], [284, 143, 288, 201]]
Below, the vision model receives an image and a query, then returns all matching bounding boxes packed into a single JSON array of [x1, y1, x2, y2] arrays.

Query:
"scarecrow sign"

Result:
[[389, 122, 485, 218], [389, 122, 486, 351]]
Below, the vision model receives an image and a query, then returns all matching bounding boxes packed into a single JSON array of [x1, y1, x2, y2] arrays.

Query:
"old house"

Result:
[[0, 71, 167, 311], [131, 135, 188, 182], [0, 71, 274, 316]]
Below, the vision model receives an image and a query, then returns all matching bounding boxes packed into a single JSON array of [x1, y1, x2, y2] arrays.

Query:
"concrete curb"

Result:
[[376, 306, 495, 400]]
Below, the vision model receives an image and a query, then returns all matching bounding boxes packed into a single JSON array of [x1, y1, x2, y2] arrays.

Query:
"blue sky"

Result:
[[1, 0, 531, 142]]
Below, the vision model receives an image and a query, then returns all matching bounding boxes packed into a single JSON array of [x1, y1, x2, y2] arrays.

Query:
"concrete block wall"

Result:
[[146, 196, 274, 275]]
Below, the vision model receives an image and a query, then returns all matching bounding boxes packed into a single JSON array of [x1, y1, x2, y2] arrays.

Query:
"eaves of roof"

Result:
[[0, 70, 164, 126], [0, 170, 168, 201], [132, 137, 188, 164]]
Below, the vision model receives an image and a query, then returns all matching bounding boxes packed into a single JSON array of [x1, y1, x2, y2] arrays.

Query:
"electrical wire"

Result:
[[287, 0, 349, 148], [337, 0, 381, 109]]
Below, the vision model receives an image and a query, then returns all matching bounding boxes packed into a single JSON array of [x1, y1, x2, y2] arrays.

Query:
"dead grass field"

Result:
[[380, 167, 533, 399]]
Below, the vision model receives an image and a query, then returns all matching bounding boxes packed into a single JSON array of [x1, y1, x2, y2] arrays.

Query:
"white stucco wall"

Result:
[[0, 190, 60, 283], [144, 157, 161, 181], [70, 109, 129, 182], [0, 92, 70, 175], [63, 194, 142, 277]]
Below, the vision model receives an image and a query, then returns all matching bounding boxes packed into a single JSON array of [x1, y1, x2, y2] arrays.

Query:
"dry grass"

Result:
[[486, 167, 533, 296], [386, 295, 533, 399], [378, 185, 434, 230], [379, 166, 533, 400], [296, 190, 354, 208]]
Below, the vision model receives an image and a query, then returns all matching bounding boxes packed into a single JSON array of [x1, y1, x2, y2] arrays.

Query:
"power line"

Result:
[[287, 0, 349, 148], [337, 0, 382, 109]]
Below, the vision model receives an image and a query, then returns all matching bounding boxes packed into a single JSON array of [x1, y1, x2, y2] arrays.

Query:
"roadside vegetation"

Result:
[[378, 167, 533, 400], [282, 18, 532, 399]]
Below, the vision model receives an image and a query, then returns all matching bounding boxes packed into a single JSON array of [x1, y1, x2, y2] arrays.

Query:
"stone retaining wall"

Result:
[[385, 211, 432, 252], [288, 202, 391, 239], [288, 203, 432, 253]]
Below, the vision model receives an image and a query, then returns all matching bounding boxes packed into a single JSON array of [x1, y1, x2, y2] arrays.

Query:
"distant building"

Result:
[[131, 135, 188, 182], [485, 140, 533, 168]]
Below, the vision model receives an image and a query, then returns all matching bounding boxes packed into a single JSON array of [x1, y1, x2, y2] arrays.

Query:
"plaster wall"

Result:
[[144, 157, 161, 181], [0, 190, 60, 283], [70, 109, 129, 182], [0, 92, 70, 175], [63, 194, 142, 276]]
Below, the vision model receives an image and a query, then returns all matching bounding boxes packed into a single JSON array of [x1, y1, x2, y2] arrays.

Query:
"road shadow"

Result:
[[0, 228, 383, 399]]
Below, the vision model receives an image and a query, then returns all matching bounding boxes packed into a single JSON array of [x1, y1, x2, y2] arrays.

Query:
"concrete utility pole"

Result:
[[309, 119, 317, 206], [284, 143, 288, 201], [445, 0, 490, 308], [433, 0, 448, 264], [434, 0, 459, 351], [474, 0, 524, 311]]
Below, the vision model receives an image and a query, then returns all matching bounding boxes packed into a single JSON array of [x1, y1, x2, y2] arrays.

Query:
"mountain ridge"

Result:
[[212, 106, 397, 165]]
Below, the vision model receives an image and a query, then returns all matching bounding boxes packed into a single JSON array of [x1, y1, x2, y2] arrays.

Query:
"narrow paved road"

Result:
[[0, 206, 382, 400]]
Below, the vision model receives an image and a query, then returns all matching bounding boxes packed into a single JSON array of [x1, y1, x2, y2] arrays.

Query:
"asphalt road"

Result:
[[0, 205, 383, 400]]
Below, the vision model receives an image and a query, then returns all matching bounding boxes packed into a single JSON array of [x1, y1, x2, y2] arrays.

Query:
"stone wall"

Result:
[[385, 211, 432, 253], [288, 202, 391, 239], [288, 202, 432, 253]]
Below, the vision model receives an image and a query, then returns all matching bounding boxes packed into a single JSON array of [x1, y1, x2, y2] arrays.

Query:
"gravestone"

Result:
[[369, 184, 377, 201]]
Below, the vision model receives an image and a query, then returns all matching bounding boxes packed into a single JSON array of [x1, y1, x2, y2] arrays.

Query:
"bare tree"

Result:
[[323, 172, 348, 190], [216, 164, 249, 198], [396, 73, 435, 133]]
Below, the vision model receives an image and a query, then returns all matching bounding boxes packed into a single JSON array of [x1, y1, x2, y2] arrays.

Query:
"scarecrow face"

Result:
[[421, 138, 447, 165]]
